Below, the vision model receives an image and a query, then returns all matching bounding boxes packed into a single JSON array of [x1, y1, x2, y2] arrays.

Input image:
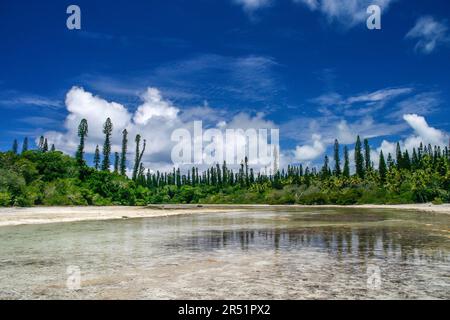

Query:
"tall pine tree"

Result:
[[364, 138, 371, 171], [114, 152, 119, 174], [355, 136, 365, 178], [120, 129, 128, 176], [333, 139, 341, 176], [38, 136, 45, 151], [101, 118, 113, 171], [43, 138, 48, 153], [321, 155, 330, 179], [343, 146, 350, 178], [21, 137, 28, 154], [94, 145, 100, 170], [132, 134, 146, 181], [76, 119, 88, 165], [12, 139, 18, 154], [396, 142, 403, 169], [379, 150, 387, 183]]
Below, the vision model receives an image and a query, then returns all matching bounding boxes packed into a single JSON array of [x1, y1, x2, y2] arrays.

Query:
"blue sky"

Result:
[[0, 0, 449, 170]]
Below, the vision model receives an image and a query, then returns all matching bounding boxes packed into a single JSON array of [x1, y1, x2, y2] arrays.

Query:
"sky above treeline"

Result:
[[0, 0, 449, 171]]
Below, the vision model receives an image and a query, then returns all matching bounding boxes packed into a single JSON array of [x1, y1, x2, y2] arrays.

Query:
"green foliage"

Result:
[[1, 121, 449, 207], [0, 149, 143, 207]]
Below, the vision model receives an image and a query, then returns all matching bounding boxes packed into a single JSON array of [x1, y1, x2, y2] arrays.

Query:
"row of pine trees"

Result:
[[9, 118, 450, 191]]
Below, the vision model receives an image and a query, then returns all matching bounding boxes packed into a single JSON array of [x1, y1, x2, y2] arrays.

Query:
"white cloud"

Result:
[[298, 0, 319, 10], [0, 94, 62, 109], [43, 86, 279, 172], [294, 0, 394, 28], [391, 92, 441, 119], [285, 86, 416, 148], [133, 88, 179, 125], [406, 16, 450, 54], [336, 120, 355, 144], [376, 114, 448, 163], [316, 87, 412, 106], [294, 134, 326, 161], [234, 0, 272, 12], [43, 86, 182, 162], [403, 114, 446, 146], [312, 87, 413, 117], [346, 87, 413, 104]]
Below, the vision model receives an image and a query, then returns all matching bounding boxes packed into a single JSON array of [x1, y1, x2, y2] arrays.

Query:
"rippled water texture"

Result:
[[0, 208, 449, 299]]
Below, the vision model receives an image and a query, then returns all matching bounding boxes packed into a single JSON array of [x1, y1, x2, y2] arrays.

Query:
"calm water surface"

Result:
[[0, 208, 448, 299]]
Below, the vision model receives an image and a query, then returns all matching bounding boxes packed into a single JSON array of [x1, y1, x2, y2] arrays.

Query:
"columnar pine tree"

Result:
[[343, 146, 350, 178], [76, 119, 88, 165], [101, 118, 113, 171], [396, 142, 403, 169], [364, 138, 371, 171], [38, 136, 45, 151], [355, 136, 365, 178], [114, 152, 119, 174], [379, 150, 387, 183], [387, 153, 394, 169], [412, 148, 419, 169], [245, 156, 249, 186], [94, 145, 100, 170], [12, 139, 18, 154], [21, 137, 28, 154], [222, 161, 228, 186], [333, 139, 341, 176], [120, 129, 128, 176], [403, 150, 411, 170], [43, 139, 48, 153], [321, 155, 330, 179], [132, 134, 146, 181], [50, 144, 56, 152]]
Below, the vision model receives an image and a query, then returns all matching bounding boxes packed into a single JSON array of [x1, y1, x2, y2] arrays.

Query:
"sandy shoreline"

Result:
[[0, 203, 449, 227]]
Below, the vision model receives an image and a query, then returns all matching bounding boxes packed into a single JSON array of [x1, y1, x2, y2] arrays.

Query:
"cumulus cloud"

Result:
[[290, 113, 447, 170], [294, 134, 326, 161], [376, 114, 448, 163], [294, 0, 394, 28], [43, 86, 279, 172], [43, 87, 184, 164], [406, 16, 450, 54], [284, 83, 448, 169], [403, 114, 446, 146], [133, 88, 179, 125], [284, 86, 416, 149], [336, 120, 356, 144]]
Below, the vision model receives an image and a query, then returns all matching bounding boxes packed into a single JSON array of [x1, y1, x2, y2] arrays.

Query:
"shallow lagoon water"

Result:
[[0, 208, 448, 299]]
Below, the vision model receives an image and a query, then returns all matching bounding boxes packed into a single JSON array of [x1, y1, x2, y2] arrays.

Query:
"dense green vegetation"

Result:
[[1, 119, 449, 206]]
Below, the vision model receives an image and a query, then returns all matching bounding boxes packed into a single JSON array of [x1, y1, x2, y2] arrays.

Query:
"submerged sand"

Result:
[[0, 203, 449, 227], [0, 206, 245, 227], [0, 206, 449, 299]]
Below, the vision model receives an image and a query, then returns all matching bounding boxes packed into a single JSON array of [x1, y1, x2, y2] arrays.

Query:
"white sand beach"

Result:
[[0, 203, 449, 227]]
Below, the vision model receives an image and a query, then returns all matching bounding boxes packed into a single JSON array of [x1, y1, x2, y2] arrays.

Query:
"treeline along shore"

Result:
[[1, 118, 449, 206]]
